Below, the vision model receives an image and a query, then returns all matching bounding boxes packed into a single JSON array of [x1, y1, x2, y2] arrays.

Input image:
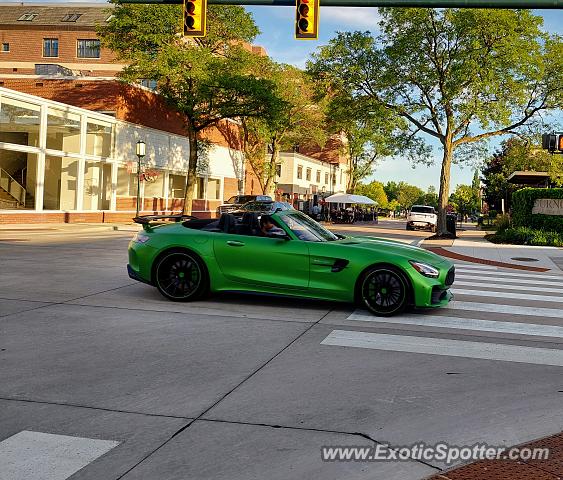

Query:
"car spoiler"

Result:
[[133, 214, 197, 231]]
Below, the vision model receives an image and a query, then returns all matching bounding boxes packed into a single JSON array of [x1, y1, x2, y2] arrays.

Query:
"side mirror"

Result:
[[267, 231, 290, 240]]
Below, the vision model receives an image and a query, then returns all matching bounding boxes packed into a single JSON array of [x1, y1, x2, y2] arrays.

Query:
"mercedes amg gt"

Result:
[[127, 210, 454, 316]]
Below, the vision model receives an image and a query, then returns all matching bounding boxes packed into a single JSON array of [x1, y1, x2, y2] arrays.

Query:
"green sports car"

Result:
[[127, 210, 454, 316]]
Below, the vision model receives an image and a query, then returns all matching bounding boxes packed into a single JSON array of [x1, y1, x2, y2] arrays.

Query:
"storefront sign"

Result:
[[532, 198, 563, 216]]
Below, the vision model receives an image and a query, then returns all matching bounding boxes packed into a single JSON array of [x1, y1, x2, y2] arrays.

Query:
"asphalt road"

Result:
[[0, 222, 562, 480]]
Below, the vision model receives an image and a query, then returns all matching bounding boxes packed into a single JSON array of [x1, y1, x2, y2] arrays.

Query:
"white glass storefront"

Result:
[[0, 87, 237, 215]]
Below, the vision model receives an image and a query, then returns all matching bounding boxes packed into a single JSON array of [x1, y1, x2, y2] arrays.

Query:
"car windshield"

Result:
[[411, 206, 435, 214], [242, 201, 274, 212], [280, 212, 339, 242], [228, 195, 255, 204]]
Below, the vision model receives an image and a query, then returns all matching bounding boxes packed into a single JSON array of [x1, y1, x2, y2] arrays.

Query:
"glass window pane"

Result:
[[43, 155, 78, 210], [43, 38, 58, 57], [206, 178, 221, 200], [86, 119, 113, 157], [169, 174, 185, 199], [46, 108, 81, 153], [0, 148, 37, 209], [83, 161, 111, 210], [117, 166, 138, 197], [143, 169, 163, 198], [0, 96, 41, 147], [77, 39, 100, 59]]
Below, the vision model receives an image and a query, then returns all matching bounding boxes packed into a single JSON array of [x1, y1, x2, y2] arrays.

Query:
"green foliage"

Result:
[[495, 214, 511, 233], [487, 227, 563, 247], [449, 184, 480, 215], [396, 183, 424, 210], [355, 181, 388, 208], [308, 9, 563, 233], [511, 188, 563, 232], [98, 2, 284, 213]]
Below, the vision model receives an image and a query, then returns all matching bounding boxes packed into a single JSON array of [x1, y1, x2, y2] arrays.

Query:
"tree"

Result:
[[99, 3, 284, 214], [309, 9, 563, 235], [482, 136, 562, 212], [449, 184, 479, 218], [383, 181, 400, 202], [326, 93, 404, 192], [420, 185, 439, 209], [396, 182, 424, 211], [355, 181, 388, 208], [241, 64, 325, 195]]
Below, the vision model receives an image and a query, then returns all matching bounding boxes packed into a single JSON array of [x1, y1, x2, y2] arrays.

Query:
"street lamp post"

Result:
[[135, 140, 146, 218]]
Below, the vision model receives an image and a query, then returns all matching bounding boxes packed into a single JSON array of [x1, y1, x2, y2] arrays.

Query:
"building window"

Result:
[[325, 172, 328, 184], [1, 43, 9, 52], [207, 178, 221, 200], [316, 170, 321, 183], [86, 119, 113, 157], [62, 13, 82, 22], [77, 39, 100, 59], [0, 96, 41, 147], [276, 164, 281, 177], [297, 165, 303, 180], [43, 39, 59, 58], [46, 108, 81, 153], [306, 168, 311, 181], [17, 13, 38, 21]]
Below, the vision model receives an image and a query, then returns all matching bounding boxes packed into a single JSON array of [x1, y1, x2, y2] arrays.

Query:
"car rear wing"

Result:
[[133, 214, 197, 231]]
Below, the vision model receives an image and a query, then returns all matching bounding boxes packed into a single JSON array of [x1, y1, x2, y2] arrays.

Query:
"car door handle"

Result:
[[227, 240, 245, 247]]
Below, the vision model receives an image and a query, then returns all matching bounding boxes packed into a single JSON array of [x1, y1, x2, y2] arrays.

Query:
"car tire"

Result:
[[406, 224, 412, 231], [359, 266, 410, 317], [154, 251, 207, 301]]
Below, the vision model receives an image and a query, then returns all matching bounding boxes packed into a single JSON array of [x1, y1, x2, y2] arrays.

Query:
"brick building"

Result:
[[0, 3, 121, 77]]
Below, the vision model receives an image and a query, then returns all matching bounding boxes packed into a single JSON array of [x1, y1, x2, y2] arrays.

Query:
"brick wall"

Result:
[[0, 26, 120, 76]]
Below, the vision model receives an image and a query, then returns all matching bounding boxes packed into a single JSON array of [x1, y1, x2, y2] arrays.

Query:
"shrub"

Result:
[[488, 209, 498, 219], [495, 213, 511, 232], [511, 188, 563, 232], [488, 227, 563, 247]]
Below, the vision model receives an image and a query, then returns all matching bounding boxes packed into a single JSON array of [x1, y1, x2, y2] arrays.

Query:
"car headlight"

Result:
[[409, 260, 439, 278], [132, 232, 150, 244]]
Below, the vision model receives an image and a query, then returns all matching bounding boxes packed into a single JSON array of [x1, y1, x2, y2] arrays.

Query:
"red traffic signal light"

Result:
[[183, 0, 207, 37], [295, 0, 319, 40]]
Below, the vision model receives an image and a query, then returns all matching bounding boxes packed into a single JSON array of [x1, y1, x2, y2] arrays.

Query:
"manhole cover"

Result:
[[511, 257, 539, 262]]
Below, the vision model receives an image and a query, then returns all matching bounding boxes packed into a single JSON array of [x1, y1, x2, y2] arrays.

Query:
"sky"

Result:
[[6, 1, 563, 191]]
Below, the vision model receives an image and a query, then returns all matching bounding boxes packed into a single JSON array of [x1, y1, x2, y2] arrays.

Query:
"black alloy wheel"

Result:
[[155, 252, 206, 301], [360, 267, 409, 316]]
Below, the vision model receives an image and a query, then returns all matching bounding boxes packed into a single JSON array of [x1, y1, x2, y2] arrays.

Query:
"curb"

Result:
[[424, 246, 551, 272]]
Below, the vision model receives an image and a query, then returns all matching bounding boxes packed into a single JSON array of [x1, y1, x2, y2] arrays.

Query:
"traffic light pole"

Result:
[[119, 0, 561, 7]]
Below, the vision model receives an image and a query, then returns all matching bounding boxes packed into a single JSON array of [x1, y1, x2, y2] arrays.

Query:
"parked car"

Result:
[[406, 205, 438, 232], [217, 194, 272, 215], [128, 211, 454, 316]]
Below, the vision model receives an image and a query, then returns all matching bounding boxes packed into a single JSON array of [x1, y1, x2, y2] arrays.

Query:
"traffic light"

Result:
[[542, 133, 563, 153], [183, 0, 207, 38], [295, 0, 319, 40]]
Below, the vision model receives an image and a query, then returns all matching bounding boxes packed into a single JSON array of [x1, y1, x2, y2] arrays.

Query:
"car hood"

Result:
[[339, 235, 449, 266]]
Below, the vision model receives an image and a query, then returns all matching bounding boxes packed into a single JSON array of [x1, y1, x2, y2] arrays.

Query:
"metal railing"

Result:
[[0, 167, 26, 206]]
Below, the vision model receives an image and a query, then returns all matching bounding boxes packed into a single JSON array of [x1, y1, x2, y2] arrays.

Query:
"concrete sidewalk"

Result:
[[423, 227, 563, 272], [0, 222, 141, 234]]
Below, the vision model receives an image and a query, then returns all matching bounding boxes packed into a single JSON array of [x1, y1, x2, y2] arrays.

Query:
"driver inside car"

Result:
[[259, 215, 285, 237]]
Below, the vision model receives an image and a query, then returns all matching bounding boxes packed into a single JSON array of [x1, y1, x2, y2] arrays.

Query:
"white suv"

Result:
[[406, 205, 437, 232]]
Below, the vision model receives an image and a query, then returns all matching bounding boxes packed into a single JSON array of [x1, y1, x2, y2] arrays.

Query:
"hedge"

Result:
[[511, 188, 563, 232], [486, 227, 563, 247]]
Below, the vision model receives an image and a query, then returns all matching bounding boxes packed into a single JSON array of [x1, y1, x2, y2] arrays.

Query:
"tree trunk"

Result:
[[263, 140, 279, 196], [182, 125, 198, 216], [437, 139, 453, 236]]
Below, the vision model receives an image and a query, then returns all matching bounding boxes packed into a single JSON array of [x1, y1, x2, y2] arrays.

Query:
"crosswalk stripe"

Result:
[[451, 264, 498, 271], [447, 301, 563, 318], [454, 280, 563, 295], [347, 311, 563, 338], [451, 288, 563, 303], [0, 430, 119, 480], [455, 268, 563, 281], [455, 274, 563, 288], [321, 330, 563, 366]]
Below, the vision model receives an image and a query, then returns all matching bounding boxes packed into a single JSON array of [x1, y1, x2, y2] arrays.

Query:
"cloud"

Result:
[[320, 7, 380, 31]]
